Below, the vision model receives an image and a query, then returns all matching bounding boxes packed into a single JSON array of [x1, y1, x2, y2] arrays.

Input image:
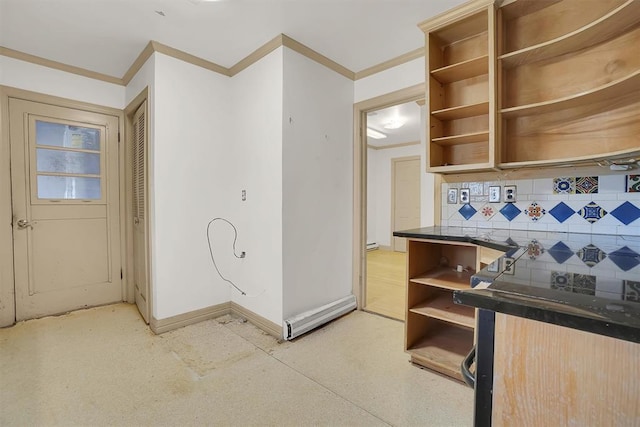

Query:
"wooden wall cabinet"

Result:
[[421, 0, 497, 173], [420, 0, 640, 173], [405, 239, 480, 381]]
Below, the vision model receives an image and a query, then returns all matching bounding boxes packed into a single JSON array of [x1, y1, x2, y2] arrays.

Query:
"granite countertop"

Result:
[[393, 226, 640, 343]]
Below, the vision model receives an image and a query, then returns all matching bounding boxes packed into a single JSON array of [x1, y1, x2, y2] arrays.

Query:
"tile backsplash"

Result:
[[441, 174, 640, 235]]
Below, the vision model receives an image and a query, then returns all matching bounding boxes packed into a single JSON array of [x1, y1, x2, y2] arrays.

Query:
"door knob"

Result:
[[16, 219, 32, 229]]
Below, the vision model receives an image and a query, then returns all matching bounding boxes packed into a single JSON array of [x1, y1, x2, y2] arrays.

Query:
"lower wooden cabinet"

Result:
[[492, 314, 640, 426], [405, 238, 479, 381]]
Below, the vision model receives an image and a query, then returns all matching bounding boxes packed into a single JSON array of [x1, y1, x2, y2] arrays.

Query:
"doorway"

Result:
[[1, 88, 124, 322], [360, 92, 424, 321]]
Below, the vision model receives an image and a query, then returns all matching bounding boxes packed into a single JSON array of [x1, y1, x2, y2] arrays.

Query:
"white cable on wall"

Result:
[[206, 217, 263, 298]]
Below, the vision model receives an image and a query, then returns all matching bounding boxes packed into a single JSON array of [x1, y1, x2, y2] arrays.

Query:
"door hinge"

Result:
[[118, 132, 121, 143], [120, 269, 123, 280]]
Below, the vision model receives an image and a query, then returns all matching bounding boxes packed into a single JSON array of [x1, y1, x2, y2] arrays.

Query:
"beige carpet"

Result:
[[0, 303, 473, 426]]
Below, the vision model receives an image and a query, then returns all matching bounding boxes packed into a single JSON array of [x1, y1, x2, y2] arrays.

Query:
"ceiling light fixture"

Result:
[[367, 128, 387, 139], [382, 119, 405, 130]]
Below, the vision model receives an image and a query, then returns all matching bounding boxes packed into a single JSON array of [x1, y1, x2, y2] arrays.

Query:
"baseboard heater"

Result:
[[283, 295, 357, 340]]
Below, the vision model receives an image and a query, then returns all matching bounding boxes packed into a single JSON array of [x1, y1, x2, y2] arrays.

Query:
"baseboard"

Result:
[[150, 301, 231, 334], [378, 245, 392, 251], [230, 301, 282, 340], [149, 301, 282, 340]]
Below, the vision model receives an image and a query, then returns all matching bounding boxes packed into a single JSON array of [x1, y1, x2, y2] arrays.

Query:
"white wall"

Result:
[[367, 144, 422, 248], [151, 53, 234, 319], [353, 57, 424, 103], [282, 48, 354, 319], [0, 55, 125, 109], [230, 48, 284, 324]]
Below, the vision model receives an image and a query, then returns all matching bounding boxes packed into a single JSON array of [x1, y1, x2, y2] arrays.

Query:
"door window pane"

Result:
[[37, 176, 101, 200], [36, 121, 100, 151], [37, 148, 100, 175]]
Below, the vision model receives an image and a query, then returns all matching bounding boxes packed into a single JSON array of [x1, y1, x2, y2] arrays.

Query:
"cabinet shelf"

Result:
[[432, 131, 489, 146], [432, 101, 489, 121], [410, 266, 475, 291], [500, 0, 640, 68], [431, 55, 489, 83], [501, 70, 640, 118], [410, 294, 475, 329], [407, 323, 474, 382]]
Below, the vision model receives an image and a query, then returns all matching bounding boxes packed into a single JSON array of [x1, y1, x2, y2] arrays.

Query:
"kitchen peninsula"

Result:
[[394, 226, 640, 426]]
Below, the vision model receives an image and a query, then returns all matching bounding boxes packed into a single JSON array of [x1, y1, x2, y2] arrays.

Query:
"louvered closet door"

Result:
[[132, 101, 150, 323]]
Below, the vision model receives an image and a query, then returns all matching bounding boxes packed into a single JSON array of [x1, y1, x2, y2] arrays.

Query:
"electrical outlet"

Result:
[[504, 185, 517, 203], [503, 257, 515, 275], [460, 188, 470, 204], [489, 186, 501, 203], [241, 190, 246, 201]]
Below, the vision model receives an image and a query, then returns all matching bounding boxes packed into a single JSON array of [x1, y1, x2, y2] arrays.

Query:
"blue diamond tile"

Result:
[[500, 203, 521, 222], [576, 244, 606, 267], [549, 202, 575, 223], [608, 246, 640, 272], [548, 241, 574, 264], [610, 201, 640, 225], [458, 204, 477, 220], [578, 202, 607, 224]]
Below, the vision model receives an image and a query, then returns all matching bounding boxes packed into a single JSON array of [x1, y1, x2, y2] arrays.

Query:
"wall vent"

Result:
[[283, 295, 356, 340]]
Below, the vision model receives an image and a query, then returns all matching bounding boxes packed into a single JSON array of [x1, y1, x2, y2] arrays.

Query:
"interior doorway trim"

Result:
[[0, 85, 126, 327], [352, 83, 424, 310], [124, 87, 152, 322]]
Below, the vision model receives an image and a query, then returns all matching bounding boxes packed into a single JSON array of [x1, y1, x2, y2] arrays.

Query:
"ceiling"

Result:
[[367, 101, 422, 147], [0, 0, 466, 79]]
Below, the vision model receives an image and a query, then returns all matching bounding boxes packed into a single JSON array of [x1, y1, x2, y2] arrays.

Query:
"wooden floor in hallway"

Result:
[[365, 249, 406, 321]]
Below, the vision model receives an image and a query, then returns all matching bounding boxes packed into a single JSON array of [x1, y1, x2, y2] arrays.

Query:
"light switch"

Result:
[[489, 186, 501, 203]]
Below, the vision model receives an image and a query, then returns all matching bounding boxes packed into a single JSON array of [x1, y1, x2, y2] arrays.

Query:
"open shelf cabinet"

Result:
[[420, 0, 496, 172], [405, 238, 479, 380], [420, 0, 640, 173], [497, 0, 640, 168]]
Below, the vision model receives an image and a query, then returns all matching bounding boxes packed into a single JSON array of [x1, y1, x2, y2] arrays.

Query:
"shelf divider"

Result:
[[431, 55, 489, 83], [432, 101, 489, 121]]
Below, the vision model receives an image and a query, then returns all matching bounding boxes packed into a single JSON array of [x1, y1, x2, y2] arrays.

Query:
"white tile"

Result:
[[515, 179, 533, 195], [599, 174, 625, 193], [532, 178, 552, 195]]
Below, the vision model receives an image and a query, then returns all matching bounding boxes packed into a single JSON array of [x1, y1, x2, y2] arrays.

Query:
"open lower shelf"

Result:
[[432, 131, 489, 146], [501, 69, 640, 118], [407, 323, 474, 382], [409, 294, 475, 329], [431, 55, 489, 83], [499, 0, 640, 68], [410, 266, 475, 291], [432, 101, 489, 121]]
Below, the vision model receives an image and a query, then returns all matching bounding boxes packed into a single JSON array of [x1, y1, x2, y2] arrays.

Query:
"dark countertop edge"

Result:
[[454, 288, 640, 344], [392, 230, 515, 252]]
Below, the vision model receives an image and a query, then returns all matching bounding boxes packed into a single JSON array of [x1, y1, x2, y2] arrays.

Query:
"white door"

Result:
[[392, 157, 420, 252], [9, 98, 122, 320], [132, 101, 150, 323]]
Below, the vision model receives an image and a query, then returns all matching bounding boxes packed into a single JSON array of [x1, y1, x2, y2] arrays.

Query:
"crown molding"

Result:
[[281, 34, 355, 80], [354, 47, 424, 80], [228, 34, 284, 76], [2, 34, 427, 86], [0, 46, 124, 85]]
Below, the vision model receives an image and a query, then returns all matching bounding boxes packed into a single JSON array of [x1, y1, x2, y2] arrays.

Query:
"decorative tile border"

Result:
[[441, 175, 640, 234], [576, 176, 598, 194]]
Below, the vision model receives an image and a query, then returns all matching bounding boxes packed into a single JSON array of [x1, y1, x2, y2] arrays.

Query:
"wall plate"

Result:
[[489, 186, 501, 203], [504, 185, 517, 203], [503, 257, 515, 275], [460, 188, 470, 204], [447, 188, 458, 204]]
